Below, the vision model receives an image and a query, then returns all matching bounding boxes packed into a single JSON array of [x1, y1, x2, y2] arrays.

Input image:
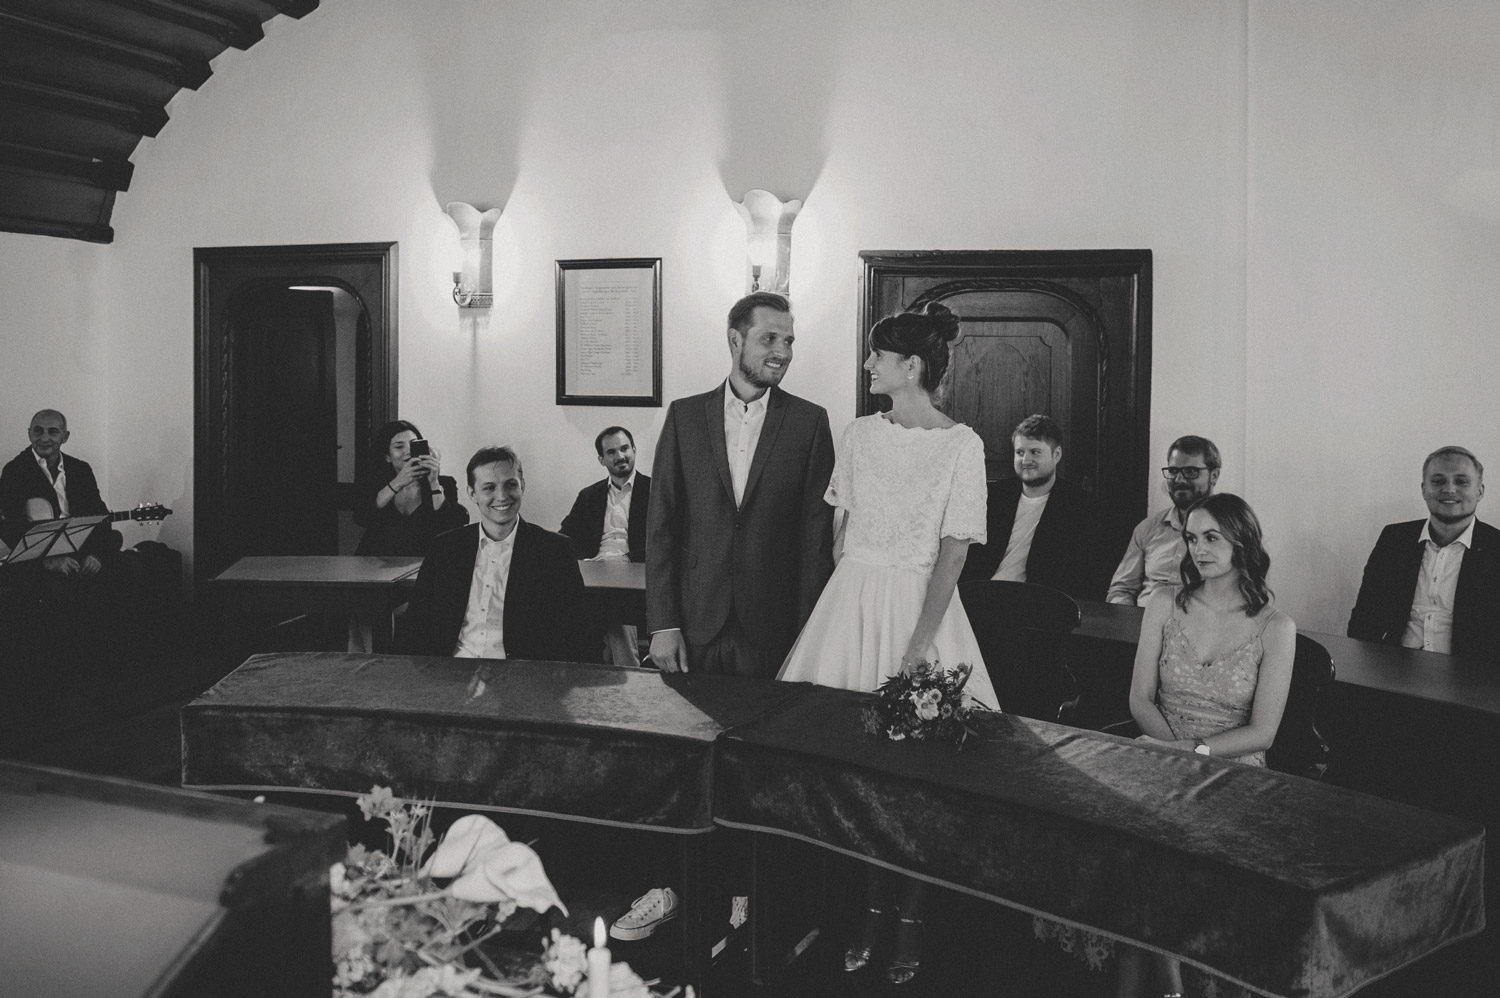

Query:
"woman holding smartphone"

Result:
[[354, 419, 468, 556]]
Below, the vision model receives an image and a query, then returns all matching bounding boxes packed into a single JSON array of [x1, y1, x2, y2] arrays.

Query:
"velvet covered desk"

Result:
[[715, 686, 1485, 998], [181, 654, 1484, 998], [181, 653, 803, 831]]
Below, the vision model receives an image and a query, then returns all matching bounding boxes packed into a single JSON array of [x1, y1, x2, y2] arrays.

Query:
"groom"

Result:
[[646, 291, 835, 677]]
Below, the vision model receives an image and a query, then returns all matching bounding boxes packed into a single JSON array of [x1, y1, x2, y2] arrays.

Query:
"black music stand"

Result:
[[0, 514, 107, 566]]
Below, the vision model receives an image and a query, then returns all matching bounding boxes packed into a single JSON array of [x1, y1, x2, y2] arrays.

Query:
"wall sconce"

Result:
[[734, 189, 802, 295], [444, 201, 503, 309]]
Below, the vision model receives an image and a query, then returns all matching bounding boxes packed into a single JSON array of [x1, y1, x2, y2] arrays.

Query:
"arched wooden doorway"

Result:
[[194, 242, 396, 582]]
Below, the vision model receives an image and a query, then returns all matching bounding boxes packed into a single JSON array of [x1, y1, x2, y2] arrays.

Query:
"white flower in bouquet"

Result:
[[367, 964, 481, 997], [604, 961, 653, 998], [543, 928, 589, 994]]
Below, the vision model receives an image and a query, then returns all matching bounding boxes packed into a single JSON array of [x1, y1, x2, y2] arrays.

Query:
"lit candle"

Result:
[[589, 916, 611, 998]]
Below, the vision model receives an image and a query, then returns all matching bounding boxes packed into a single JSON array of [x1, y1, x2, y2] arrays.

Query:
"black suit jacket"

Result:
[[398, 519, 596, 662], [1348, 517, 1500, 662], [0, 448, 109, 546], [960, 477, 1109, 601], [646, 383, 834, 666], [559, 473, 652, 562]]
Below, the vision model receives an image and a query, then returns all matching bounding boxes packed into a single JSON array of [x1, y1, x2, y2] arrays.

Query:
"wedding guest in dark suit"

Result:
[[560, 426, 651, 665], [960, 413, 1109, 600], [0, 408, 116, 574], [1348, 445, 1500, 661], [399, 446, 594, 662], [560, 426, 651, 562], [353, 419, 467, 557], [645, 291, 835, 678]]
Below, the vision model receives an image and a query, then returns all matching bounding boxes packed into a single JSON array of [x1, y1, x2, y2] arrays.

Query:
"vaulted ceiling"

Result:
[[0, 0, 318, 243]]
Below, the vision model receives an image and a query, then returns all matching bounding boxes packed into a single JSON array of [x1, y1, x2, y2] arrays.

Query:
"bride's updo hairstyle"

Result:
[[869, 301, 961, 393]]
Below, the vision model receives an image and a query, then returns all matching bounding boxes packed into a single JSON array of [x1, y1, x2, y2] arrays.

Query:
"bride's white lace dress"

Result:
[[777, 414, 998, 707]]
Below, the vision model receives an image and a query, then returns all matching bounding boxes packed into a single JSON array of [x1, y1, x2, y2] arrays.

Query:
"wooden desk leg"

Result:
[[347, 613, 374, 653], [679, 833, 710, 996], [749, 834, 764, 986], [748, 835, 825, 987]]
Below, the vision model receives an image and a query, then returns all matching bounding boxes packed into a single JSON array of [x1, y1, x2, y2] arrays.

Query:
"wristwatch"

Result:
[[1193, 739, 1212, 757]]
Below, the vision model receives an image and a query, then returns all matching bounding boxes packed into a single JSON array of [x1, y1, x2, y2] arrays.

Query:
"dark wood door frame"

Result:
[[194, 242, 397, 583], [857, 249, 1152, 523]]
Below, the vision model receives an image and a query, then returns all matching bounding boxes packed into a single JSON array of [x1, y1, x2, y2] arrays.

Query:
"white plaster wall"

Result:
[[74, 0, 1245, 583], [0, 235, 113, 511], [1246, 0, 1500, 632], [15, 0, 1489, 633]]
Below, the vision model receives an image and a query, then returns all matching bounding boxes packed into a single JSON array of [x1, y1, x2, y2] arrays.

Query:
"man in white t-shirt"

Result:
[[961, 414, 1107, 600]]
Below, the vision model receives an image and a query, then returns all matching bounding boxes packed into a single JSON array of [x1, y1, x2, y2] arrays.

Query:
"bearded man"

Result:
[[644, 291, 835, 677]]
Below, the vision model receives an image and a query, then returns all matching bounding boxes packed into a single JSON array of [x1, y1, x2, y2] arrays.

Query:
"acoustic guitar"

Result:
[[22, 499, 172, 524]]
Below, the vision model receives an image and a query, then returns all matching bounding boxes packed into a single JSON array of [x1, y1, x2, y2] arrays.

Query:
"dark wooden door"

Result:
[[858, 250, 1151, 525], [230, 288, 339, 555], [195, 243, 396, 582]]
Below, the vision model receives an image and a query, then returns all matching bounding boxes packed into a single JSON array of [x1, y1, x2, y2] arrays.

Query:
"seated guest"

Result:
[[0, 409, 118, 576], [559, 426, 651, 665], [1106, 434, 1220, 605], [354, 419, 468, 556], [960, 413, 1108, 599], [1040, 493, 1295, 997], [1348, 445, 1500, 660], [560, 426, 651, 561], [399, 446, 596, 662]]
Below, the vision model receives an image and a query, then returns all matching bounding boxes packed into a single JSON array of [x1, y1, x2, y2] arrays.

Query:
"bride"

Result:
[[777, 300, 996, 985], [778, 301, 996, 705]]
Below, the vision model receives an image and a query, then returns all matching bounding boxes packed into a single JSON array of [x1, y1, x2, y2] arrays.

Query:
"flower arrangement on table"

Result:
[[332, 786, 665, 998], [861, 660, 988, 750]]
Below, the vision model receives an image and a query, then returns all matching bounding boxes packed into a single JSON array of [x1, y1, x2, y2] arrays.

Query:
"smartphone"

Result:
[[408, 438, 431, 459]]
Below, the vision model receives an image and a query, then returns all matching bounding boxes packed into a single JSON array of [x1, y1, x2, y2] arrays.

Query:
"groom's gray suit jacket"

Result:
[[646, 382, 835, 668]]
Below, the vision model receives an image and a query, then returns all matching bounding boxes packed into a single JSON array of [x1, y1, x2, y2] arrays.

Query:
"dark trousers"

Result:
[[688, 613, 783, 679]]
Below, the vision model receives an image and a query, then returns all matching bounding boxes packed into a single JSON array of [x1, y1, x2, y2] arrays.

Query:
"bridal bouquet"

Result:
[[332, 786, 658, 998], [862, 660, 984, 750]]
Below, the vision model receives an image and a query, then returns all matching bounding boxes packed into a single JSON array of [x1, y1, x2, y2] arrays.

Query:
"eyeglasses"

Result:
[[1161, 466, 1210, 481]]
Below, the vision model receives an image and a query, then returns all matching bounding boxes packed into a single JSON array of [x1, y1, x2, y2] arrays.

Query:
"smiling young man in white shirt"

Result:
[[400, 446, 594, 662], [1349, 445, 1500, 661]]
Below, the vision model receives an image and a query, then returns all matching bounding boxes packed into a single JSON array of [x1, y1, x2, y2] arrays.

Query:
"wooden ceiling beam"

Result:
[[107, 0, 265, 50], [0, 10, 212, 89], [0, 143, 134, 192], [0, 0, 317, 242], [0, 78, 167, 138], [0, 210, 114, 244], [263, 0, 321, 18]]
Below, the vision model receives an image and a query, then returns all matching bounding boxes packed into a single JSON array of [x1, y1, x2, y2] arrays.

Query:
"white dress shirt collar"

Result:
[[1419, 517, 1476, 550]]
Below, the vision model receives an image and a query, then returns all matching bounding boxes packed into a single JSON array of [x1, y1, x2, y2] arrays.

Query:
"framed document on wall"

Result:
[[556, 257, 662, 406]]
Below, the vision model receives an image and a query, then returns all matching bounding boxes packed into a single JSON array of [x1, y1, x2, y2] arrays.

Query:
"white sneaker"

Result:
[[610, 887, 680, 941]]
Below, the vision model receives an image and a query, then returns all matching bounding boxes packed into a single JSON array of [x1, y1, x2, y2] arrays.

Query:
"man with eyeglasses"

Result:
[[1347, 446, 1500, 660], [1105, 435, 1220, 605]]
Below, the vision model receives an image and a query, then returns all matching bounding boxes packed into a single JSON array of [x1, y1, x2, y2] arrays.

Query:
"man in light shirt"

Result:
[[0, 408, 115, 575], [560, 426, 652, 664], [1106, 435, 1220, 605], [961, 414, 1108, 600], [645, 291, 834, 677], [1348, 446, 1500, 661], [400, 446, 594, 662]]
